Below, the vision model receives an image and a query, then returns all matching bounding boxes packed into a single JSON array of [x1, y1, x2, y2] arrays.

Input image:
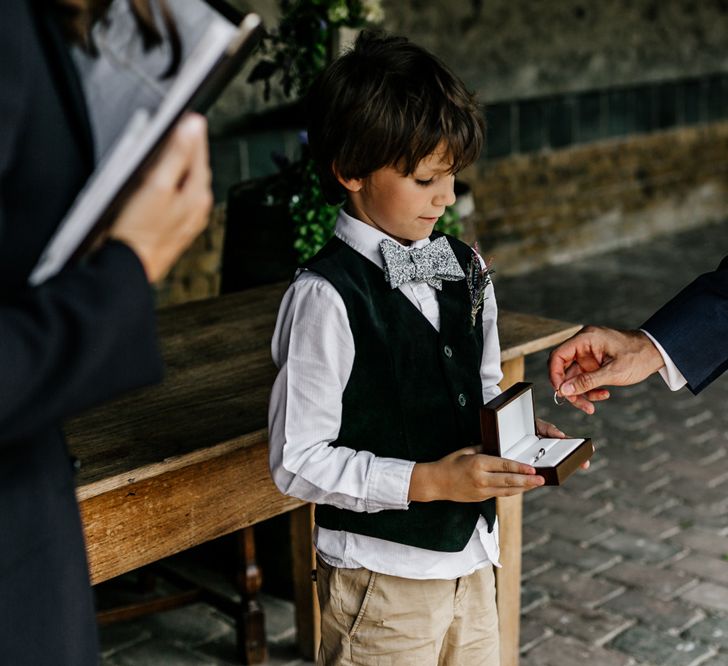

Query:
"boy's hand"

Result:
[[409, 446, 545, 503], [536, 417, 565, 438], [536, 418, 590, 471]]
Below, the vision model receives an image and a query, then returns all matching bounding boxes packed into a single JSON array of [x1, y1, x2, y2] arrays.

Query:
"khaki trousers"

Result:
[[315, 557, 500, 666]]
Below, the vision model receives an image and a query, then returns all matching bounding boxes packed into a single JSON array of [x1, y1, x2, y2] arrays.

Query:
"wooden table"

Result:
[[66, 283, 579, 665]]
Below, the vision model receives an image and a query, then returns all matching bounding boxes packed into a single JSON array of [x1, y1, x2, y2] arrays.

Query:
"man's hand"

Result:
[[548, 325, 665, 414]]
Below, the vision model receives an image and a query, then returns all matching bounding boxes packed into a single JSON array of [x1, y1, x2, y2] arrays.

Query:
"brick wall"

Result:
[[379, 0, 728, 105], [154, 204, 226, 308], [187, 0, 728, 308], [466, 120, 728, 276], [219, 0, 728, 119], [156, 120, 728, 306]]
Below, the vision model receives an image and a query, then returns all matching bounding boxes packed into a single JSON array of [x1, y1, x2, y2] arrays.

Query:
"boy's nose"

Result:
[[434, 179, 456, 207]]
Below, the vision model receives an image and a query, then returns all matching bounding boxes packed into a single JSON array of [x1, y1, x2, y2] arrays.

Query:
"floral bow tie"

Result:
[[380, 236, 465, 290]]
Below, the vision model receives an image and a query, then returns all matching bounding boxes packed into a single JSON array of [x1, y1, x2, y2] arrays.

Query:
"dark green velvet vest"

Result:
[[305, 233, 496, 552]]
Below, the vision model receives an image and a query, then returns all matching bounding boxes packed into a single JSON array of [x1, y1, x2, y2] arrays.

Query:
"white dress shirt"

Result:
[[640, 330, 688, 390], [268, 209, 503, 579]]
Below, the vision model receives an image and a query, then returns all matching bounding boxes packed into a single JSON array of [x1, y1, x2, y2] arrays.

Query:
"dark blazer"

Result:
[[642, 256, 728, 394], [0, 2, 163, 663]]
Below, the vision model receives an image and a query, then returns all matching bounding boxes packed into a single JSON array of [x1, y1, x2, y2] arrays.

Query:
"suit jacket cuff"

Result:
[[640, 329, 687, 391]]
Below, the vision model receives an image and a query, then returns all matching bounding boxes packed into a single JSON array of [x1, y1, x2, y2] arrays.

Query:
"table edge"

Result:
[[76, 427, 268, 502]]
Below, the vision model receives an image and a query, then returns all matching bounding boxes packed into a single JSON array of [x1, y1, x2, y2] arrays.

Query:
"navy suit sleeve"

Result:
[[0, 241, 164, 443], [0, 0, 163, 444], [642, 256, 728, 394]]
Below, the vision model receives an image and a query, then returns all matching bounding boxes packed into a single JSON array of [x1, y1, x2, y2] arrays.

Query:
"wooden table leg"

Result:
[[497, 355, 526, 666], [495, 494, 523, 666], [235, 527, 267, 664], [500, 356, 525, 392], [290, 504, 320, 661]]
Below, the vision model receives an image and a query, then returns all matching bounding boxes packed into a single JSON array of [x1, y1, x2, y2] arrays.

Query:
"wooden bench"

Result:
[[66, 282, 579, 666]]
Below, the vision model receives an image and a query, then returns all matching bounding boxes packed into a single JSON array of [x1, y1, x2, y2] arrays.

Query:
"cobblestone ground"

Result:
[[496, 219, 728, 666], [99, 220, 728, 665]]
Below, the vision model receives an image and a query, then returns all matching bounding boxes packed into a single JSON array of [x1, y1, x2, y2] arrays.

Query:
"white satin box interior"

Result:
[[480, 382, 594, 485]]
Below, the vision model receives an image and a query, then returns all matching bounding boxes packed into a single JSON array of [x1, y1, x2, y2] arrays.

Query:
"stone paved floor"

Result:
[[497, 218, 728, 666], [98, 220, 728, 665]]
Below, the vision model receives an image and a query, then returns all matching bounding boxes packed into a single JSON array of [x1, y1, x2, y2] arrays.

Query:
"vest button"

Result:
[[458, 393, 467, 406], [443, 345, 453, 358]]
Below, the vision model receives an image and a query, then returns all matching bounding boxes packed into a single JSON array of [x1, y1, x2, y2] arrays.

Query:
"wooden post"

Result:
[[496, 355, 525, 666], [500, 355, 525, 392], [290, 504, 320, 661], [235, 527, 267, 664]]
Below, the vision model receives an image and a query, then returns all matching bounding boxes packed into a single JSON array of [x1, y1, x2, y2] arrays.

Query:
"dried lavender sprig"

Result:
[[467, 243, 494, 327]]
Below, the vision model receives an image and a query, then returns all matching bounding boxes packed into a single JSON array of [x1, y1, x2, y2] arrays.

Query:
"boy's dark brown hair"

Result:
[[306, 30, 485, 204]]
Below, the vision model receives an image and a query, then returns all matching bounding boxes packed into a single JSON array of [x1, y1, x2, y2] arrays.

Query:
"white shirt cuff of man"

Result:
[[640, 329, 688, 391]]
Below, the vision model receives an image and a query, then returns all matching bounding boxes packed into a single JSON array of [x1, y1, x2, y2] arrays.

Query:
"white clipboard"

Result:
[[29, 8, 263, 285]]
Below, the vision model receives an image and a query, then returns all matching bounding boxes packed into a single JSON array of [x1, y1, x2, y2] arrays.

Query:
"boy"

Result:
[[268, 31, 563, 665]]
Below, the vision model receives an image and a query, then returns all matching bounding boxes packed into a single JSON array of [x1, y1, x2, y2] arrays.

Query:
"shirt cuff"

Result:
[[364, 457, 415, 512], [640, 329, 688, 391]]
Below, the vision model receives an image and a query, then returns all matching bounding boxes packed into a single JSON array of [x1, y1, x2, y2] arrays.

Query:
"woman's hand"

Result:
[[409, 446, 545, 503], [109, 113, 213, 283]]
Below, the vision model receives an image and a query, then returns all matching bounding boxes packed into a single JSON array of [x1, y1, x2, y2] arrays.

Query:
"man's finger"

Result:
[[548, 342, 580, 389], [565, 393, 596, 414], [559, 364, 614, 396]]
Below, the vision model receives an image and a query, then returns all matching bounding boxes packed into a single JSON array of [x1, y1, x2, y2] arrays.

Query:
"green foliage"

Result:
[[289, 159, 340, 262], [248, 1, 386, 260], [248, 1, 463, 262], [248, 1, 383, 100], [435, 206, 463, 239]]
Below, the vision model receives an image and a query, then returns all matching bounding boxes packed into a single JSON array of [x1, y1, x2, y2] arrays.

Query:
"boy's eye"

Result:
[[415, 178, 433, 186]]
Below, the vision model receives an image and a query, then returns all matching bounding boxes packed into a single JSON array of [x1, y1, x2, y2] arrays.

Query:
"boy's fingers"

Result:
[[491, 477, 545, 496], [488, 472, 544, 488], [456, 446, 482, 457], [537, 418, 565, 438], [492, 457, 536, 475]]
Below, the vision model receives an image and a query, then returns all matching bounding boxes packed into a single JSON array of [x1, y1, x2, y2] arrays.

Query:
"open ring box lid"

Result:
[[480, 382, 594, 486]]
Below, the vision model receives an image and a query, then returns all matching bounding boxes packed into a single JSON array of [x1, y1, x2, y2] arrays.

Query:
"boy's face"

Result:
[[339, 142, 457, 246]]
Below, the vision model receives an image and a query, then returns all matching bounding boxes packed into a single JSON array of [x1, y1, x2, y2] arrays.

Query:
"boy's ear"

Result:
[[333, 164, 364, 193]]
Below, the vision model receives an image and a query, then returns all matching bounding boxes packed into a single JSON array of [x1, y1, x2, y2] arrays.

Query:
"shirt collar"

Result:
[[333, 208, 431, 271]]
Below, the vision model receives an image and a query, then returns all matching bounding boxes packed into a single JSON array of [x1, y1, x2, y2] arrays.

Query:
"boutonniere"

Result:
[[467, 243, 494, 327]]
